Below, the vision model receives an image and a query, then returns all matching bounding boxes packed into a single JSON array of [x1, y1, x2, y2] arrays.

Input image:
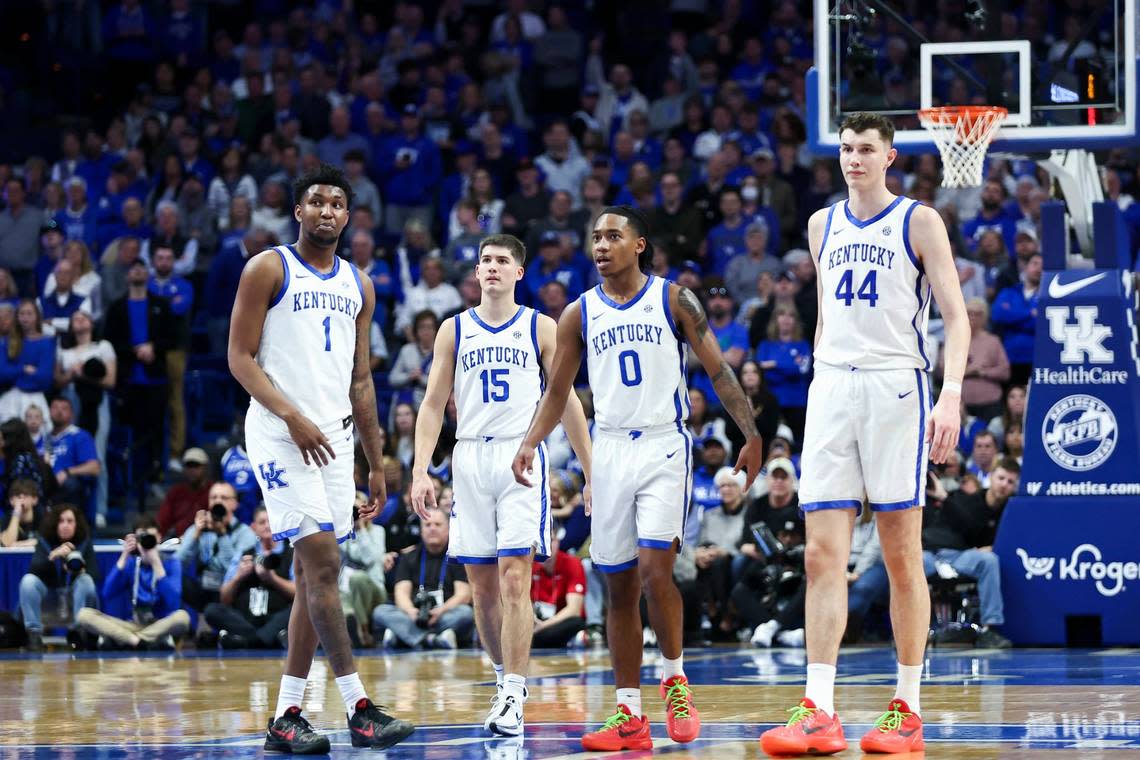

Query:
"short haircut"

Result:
[[133, 514, 159, 532], [292, 162, 354, 208], [995, 456, 1021, 475], [479, 233, 527, 266], [973, 429, 998, 446], [8, 479, 39, 500], [412, 308, 439, 331], [839, 112, 896, 147], [595, 205, 655, 270]]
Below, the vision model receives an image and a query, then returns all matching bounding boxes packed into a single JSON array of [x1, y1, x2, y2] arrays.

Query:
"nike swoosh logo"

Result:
[[618, 726, 643, 737], [271, 728, 296, 740], [1047, 272, 1106, 299], [465, 334, 478, 339], [802, 725, 827, 735], [898, 390, 914, 399], [666, 449, 679, 459], [591, 314, 604, 320], [899, 728, 919, 737], [294, 273, 310, 279], [352, 725, 375, 738], [831, 227, 844, 235]]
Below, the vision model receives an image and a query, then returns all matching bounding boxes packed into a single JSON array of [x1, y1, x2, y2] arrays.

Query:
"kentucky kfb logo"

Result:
[[1041, 394, 1118, 472], [258, 461, 289, 490], [1046, 306, 1113, 363]]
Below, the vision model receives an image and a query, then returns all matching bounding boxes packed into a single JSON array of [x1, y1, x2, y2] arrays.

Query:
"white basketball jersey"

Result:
[[815, 197, 932, 371], [580, 275, 688, 432], [252, 245, 364, 424], [453, 306, 544, 440]]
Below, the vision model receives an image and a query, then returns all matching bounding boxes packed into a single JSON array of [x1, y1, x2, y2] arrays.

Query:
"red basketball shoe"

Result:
[[759, 697, 847, 756], [860, 698, 925, 753]]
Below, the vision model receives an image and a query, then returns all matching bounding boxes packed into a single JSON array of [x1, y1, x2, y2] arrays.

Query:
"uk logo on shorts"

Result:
[[1041, 394, 1118, 472], [258, 461, 289, 490]]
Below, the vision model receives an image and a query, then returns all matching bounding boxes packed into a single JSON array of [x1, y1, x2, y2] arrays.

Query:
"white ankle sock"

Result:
[[805, 663, 837, 716], [335, 672, 368, 717], [662, 654, 685, 681], [894, 663, 923, 716], [503, 673, 527, 702], [492, 662, 505, 687], [275, 675, 307, 719], [616, 688, 642, 717]]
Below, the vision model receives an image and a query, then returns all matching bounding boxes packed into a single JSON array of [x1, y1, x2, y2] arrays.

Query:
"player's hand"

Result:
[[284, 412, 335, 466], [409, 471, 436, 521], [511, 444, 536, 487], [359, 470, 386, 521], [733, 436, 764, 491], [582, 480, 592, 517], [927, 395, 960, 465]]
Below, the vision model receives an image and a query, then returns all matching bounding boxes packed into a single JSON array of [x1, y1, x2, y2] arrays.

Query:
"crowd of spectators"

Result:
[[1, 0, 1134, 651]]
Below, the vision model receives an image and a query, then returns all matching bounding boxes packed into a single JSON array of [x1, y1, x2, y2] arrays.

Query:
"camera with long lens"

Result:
[[133, 532, 157, 555], [413, 589, 437, 628], [65, 550, 86, 574], [256, 552, 282, 572], [210, 502, 228, 523], [748, 522, 805, 604]]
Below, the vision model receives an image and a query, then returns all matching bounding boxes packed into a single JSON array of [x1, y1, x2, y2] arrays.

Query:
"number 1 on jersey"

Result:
[[322, 316, 331, 351], [835, 269, 878, 307]]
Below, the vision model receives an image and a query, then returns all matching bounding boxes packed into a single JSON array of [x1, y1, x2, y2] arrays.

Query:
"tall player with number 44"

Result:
[[759, 113, 970, 757]]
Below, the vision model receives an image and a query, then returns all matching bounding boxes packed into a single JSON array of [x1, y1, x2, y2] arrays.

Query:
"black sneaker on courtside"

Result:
[[348, 698, 415, 749], [264, 706, 331, 755]]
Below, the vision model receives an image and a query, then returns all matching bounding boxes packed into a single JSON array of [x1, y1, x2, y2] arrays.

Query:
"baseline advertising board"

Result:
[[994, 268, 1140, 645]]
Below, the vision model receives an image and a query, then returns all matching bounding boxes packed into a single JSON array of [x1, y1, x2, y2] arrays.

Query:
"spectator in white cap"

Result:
[[693, 466, 750, 638], [725, 218, 783, 304]]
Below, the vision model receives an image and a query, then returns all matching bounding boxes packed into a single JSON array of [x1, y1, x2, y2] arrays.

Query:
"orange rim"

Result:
[[918, 105, 1008, 125]]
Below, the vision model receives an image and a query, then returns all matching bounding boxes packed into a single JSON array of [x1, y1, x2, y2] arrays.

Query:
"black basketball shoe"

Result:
[[348, 698, 415, 749], [264, 706, 331, 755]]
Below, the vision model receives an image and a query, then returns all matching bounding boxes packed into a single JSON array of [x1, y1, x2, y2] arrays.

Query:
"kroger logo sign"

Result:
[[1041, 394, 1117, 472], [1017, 544, 1137, 598]]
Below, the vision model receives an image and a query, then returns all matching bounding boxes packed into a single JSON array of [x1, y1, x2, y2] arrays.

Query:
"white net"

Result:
[[918, 106, 1008, 188]]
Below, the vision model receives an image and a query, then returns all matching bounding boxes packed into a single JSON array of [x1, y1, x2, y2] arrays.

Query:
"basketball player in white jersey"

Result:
[[229, 164, 414, 754], [759, 113, 968, 756], [409, 233, 592, 737], [512, 206, 763, 751]]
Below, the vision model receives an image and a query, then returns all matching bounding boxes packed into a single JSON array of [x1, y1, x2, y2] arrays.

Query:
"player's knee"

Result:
[[302, 560, 339, 590], [804, 537, 846, 580], [499, 561, 530, 599]]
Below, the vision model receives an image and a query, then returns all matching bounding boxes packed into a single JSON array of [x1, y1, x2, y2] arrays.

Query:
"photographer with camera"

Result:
[[203, 506, 295, 649], [371, 507, 473, 649], [17, 504, 100, 651], [74, 515, 189, 650], [728, 458, 808, 647], [176, 481, 256, 612]]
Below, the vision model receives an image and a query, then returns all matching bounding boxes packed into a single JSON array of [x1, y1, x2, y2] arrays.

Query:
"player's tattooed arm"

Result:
[[674, 285, 760, 441]]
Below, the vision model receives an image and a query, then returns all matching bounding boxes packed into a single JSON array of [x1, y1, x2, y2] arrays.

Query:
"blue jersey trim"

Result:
[[594, 557, 638, 574], [287, 244, 340, 280], [637, 538, 675, 551], [594, 274, 654, 311], [913, 369, 927, 507], [801, 499, 863, 512], [911, 277, 932, 371], [529, 308, 545, 392], [349, 261, 365, 300], [818, 203, 837, 261], [336, 530, 355, 545], [468, 305, 525, 334], [678, 429, 693, 545], [537, 442, 549, 557], [843, 195, 904, 229], [497, 547, 534, 557], [578, 294, 588, 343], [661, 278, 678, 336], [451, 555, 498, 565], [268, 247, 290, 308], [871, 499, 919, 511], [902, 200, 923, 272]]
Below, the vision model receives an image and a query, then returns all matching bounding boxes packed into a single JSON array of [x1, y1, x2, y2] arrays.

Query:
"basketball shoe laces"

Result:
[[599, 709, 636, 730], [783, 702, 817, 727], [664, 681, 692, 719], [871, 703, 910, 733]]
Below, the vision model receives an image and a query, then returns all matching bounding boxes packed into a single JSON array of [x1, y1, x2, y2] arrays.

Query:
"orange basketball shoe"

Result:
[[660, 675, 701, 743], [759, 698, 848, 757], [860, 698, 925, 753], [580, 705, 653, 751]]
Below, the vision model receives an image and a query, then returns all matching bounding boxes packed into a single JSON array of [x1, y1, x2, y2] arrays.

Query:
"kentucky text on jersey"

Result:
[[459, 345, 531, 371], [826, 243, 897, 271], [292, 290, 361, 318], [589, 323, 665, 356]]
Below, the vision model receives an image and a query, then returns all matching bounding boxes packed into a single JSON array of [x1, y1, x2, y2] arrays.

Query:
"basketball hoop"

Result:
[[918, 106, 1008, 188]]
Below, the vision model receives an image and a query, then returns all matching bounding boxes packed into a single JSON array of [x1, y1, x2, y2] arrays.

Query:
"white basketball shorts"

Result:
[[589, 426, 694, 572], [245, 404, 357, 544], [799, 366, 932, 514], [448, 437, 552, 564]]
